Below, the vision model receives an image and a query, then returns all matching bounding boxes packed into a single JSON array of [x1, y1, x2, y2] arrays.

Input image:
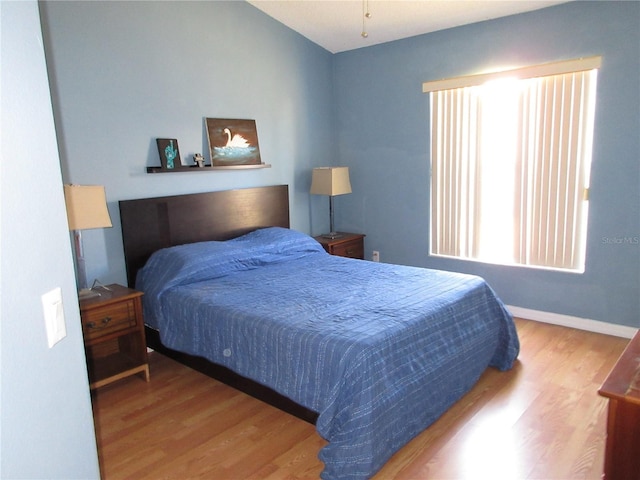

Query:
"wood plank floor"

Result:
[[91, 318, 630, 479]]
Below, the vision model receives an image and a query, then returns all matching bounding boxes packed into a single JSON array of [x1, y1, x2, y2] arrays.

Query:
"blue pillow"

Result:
[[136, 227, 326, 326], [230, 227, 326, 258]]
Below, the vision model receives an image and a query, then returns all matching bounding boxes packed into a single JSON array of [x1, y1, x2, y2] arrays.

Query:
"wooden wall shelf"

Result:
[[146, 163, 271, 173]]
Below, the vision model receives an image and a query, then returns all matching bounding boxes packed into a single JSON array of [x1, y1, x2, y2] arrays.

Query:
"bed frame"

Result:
[[119, 185, 319, 423]]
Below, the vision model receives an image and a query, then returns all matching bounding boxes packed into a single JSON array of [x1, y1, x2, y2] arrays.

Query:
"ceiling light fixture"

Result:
[[361, 0, 371, 38]]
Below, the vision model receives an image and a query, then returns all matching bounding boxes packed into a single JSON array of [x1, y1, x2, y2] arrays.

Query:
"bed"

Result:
[[119, 185, 519, 480]]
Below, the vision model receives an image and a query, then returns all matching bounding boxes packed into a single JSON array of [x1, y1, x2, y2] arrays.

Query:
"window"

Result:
[[424, 57, 600, 272]]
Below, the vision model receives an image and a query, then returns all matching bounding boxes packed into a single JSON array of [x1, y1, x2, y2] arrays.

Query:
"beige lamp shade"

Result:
[[63, 185, 113, 231], [310, 167, 352, 196]]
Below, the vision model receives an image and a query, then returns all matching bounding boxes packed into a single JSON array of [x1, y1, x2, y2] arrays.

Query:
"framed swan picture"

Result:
[[205, 118, 262, 166]]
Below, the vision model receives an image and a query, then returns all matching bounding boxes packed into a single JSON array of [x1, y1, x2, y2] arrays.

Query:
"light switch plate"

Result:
[[42, 287, 67, 348]]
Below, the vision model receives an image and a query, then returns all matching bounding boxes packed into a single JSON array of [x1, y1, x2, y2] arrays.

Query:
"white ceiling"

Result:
[[247, 0, 570, 53]]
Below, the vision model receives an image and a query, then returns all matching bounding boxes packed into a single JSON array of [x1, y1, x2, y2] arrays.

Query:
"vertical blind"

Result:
[[430, 87, 481, 259], [515, 71, 598, 269], [427, 58, 599, 271]]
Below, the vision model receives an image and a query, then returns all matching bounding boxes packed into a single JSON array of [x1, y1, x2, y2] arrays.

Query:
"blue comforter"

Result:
[[137, 227, 519, 479]]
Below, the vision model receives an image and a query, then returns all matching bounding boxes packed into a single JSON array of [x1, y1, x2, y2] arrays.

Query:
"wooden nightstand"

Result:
[[314, 233, 365, 259], [79, 284, 150, 389]]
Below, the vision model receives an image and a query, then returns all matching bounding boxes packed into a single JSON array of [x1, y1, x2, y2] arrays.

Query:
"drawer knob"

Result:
[[87, 317, 112, 329]]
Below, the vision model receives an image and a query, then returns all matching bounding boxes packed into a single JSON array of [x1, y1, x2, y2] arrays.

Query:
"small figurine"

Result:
[[193, 153, 205, 168]]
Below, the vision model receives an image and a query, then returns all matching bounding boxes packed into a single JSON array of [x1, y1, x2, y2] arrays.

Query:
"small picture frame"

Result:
[[156, 138, 181, 170]]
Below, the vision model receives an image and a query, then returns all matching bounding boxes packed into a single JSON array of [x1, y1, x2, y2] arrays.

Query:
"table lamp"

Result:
[[310, 167, 352, 239], [63, 185, 113, 298]]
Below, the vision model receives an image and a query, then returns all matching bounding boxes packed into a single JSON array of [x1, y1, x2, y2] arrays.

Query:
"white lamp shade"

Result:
[[64, 185, 113, 231], [310, 167, 352, 196]]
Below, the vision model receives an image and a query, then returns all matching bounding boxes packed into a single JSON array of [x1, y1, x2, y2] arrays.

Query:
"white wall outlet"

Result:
[[42, 287, 67, 348], [372, 250, 380, 262]]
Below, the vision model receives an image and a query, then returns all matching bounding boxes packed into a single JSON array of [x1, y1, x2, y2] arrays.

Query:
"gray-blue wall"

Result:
[[334, 1, 639, 328], [1, 1, 100, 477], [40, 0, 638, 333], [40, 0, 334, 286]]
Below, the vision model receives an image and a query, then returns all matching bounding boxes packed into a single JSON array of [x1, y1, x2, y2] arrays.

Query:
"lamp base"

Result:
[[321, 232, 344, 239], [79, 288, 101, 299]]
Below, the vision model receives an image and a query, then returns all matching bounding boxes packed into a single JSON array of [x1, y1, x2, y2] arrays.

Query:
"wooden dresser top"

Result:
[[599, 331, 640, 405]]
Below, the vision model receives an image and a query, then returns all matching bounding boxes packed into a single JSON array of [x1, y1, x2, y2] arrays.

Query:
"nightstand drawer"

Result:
[[82, 300, 137, 341], [331, 238, 364, 259]]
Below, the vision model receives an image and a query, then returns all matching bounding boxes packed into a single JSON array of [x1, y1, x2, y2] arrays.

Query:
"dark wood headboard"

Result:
[[119, 185, 290, 288]]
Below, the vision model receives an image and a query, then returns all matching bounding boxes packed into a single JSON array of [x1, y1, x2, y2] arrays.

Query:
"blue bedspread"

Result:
[[137, 228, 519, 479]]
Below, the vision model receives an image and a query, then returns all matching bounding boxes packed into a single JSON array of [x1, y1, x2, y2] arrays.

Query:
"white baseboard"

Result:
[[506, 305, 638, 339]]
